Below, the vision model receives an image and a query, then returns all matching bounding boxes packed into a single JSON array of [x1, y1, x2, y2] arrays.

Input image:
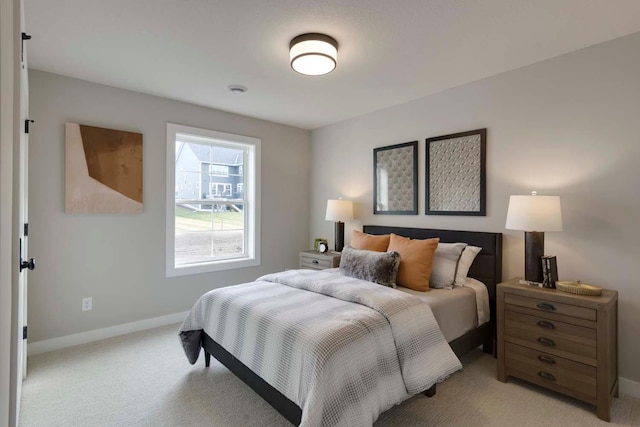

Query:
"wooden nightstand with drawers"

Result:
[[497, 278, 618, 421], [299, 250, 341, 270]]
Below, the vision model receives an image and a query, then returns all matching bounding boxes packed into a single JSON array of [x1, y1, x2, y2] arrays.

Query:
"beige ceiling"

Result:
[[25, 0, 640, 130]]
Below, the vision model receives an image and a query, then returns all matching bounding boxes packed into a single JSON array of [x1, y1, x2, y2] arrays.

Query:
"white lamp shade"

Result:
[[325, 199, 353, 222], [290, 34, 338, 76], [506, 194, 563, 232]]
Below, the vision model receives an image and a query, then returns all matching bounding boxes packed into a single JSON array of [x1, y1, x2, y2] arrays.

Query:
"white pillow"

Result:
[[430, 243, 467, 289], [454, 246, 482, 286]]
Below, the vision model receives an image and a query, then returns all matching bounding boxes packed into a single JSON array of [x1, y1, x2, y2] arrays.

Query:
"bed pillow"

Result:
[[430, 242, 468, 289], [350, 230, 390, 252], [454, 245, 482, 287], [387, 234, 439, 291], [339, 246, 400, 288]]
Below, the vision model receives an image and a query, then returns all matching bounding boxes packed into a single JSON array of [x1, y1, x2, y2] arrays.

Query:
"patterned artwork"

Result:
[[426, 129, 486, 216], [374, 141, 418, 215], [65, 122, 143, 213]]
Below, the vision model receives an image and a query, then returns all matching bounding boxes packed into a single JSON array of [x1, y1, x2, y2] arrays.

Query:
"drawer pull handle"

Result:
[[537, 320, 556, 330], [536, 303, 556, 311], [538, 355, 556, 364], [538, 337, 556, 347], [538, 371, 557, 381], [312, 260, 319, 264]]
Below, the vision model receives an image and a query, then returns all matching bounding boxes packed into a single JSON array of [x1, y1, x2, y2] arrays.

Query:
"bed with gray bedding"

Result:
[[180, 226, 502, 426], [180, 269, 462, 427]]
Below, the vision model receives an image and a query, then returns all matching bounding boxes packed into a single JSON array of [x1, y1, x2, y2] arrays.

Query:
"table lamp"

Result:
[[505, 191, 563, 283], [325, 199, 354, 252]]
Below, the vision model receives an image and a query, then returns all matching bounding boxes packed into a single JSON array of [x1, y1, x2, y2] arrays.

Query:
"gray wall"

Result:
[[310, 33, 640, 383], [28, 70, 311, 343]]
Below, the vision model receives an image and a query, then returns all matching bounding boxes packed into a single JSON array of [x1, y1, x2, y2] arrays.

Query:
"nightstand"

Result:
[[299, 250, 341, 270], [497, 278, 618, 421]]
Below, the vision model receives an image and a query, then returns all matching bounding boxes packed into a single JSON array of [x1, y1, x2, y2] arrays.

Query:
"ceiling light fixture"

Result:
[[289, 33, 338, 76], [228, 85, 247, 94]]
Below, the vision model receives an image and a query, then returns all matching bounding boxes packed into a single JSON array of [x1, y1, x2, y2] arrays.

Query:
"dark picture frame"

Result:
[[426, 128, 486, 216], [373, 141, 418, 215]]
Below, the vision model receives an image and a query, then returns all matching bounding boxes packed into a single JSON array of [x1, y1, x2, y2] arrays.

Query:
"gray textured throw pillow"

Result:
[[339, 246, 401, 288]]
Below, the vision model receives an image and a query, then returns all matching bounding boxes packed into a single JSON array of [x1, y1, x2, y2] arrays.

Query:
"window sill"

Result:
[[166, 257, 260, 277]]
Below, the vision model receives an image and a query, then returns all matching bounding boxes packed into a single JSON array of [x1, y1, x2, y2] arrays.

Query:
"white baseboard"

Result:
[[619, 376, 640, 399], [28, 311, 189, 356]]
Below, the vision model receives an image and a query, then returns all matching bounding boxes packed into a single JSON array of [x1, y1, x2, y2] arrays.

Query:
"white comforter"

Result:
[[179, 269, 461, 427]]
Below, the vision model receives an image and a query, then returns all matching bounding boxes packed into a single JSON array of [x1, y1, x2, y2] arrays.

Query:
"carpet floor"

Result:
[[20, 324, 640, 426]]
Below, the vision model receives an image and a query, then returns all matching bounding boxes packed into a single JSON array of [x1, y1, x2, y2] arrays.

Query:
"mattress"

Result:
[[396, 277, 489, 342]]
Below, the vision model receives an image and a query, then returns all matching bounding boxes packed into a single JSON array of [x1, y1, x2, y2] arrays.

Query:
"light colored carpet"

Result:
[[20, 324, 640, 427]]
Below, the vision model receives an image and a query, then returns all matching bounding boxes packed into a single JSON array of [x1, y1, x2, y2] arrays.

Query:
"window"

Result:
[[210, 183, 231, 197], [210, 164, 229, 177], [166, 123, 260, 276]]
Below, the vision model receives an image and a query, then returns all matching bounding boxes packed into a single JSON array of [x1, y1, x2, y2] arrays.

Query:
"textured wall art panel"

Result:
[[65, 122, 143, 213], [426, 129, 486, 216], [374, 141, 418, 215], [429, 135, 480, 210]]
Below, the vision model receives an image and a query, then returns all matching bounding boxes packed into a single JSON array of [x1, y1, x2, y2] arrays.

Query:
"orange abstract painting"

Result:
[[65, 123, 143, 213]]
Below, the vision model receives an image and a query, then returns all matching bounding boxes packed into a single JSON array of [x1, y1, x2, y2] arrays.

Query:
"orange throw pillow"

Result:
[[388, 234, 439, 291], [351, 230, 390, 252]]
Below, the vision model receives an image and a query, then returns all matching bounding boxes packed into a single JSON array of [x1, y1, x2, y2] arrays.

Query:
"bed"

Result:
[[180, 226, 502, 426]]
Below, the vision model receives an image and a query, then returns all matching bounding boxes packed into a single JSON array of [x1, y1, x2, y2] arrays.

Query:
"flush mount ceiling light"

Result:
[[289, 33, 338, 76]]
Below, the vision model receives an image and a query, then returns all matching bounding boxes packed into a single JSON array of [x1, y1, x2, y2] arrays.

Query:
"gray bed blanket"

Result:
[[179, 269, 461, 427]]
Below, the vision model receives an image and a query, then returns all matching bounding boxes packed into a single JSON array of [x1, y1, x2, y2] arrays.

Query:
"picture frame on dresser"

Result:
[[373, 141, 418, 215], [425, 128, 486, 216]]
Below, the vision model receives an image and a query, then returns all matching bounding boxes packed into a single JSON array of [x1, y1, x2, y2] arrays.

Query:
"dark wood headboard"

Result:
[[362, 225, 503, 318]]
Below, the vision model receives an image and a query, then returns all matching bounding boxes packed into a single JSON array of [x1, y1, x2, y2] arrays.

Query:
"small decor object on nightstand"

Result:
[[556, 280, 604, 296], [313, 238, 328, 252], [318, 242, 329, 253], [541, 255, 558, 288]]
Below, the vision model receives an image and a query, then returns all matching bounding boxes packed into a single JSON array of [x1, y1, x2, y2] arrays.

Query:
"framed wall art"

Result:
[[65, 122, 143, 214], [425, 128, 486, 216], [373, 141, 418, 215]]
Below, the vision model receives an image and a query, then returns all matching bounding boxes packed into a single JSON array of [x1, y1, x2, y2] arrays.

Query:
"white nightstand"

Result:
[[299, 250, 341, 270]]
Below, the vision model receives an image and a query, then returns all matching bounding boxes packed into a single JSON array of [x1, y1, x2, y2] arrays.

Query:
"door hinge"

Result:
[[24, 223, 29, 237], [23, 326, 27, 340], [21, 33, 31, 62], [24, 119, 34, 134]]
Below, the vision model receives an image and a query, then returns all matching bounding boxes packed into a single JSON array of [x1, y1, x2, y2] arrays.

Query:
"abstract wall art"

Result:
[[65, 122, 143, 213], [425, 128, 486, 216], [373, 141, 418, 215]]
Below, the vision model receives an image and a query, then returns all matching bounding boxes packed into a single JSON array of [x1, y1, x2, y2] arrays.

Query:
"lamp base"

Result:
[[524, 231, 545, 283], [334, 221, 345, 252]]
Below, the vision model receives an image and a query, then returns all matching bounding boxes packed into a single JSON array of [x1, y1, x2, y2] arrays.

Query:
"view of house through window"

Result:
[[167, 123, 260, 276]]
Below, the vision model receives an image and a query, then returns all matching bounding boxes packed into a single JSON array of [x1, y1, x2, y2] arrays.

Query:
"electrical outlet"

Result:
[[82, 297, 92, 311]]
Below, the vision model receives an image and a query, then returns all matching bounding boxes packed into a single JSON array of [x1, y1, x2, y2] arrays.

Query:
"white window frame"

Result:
[[166, 123, 261, 277]]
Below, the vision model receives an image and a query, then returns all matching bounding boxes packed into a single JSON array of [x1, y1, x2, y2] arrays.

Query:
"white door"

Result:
[[18, 56, 30, 380], [17, 0, 31, 392]]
